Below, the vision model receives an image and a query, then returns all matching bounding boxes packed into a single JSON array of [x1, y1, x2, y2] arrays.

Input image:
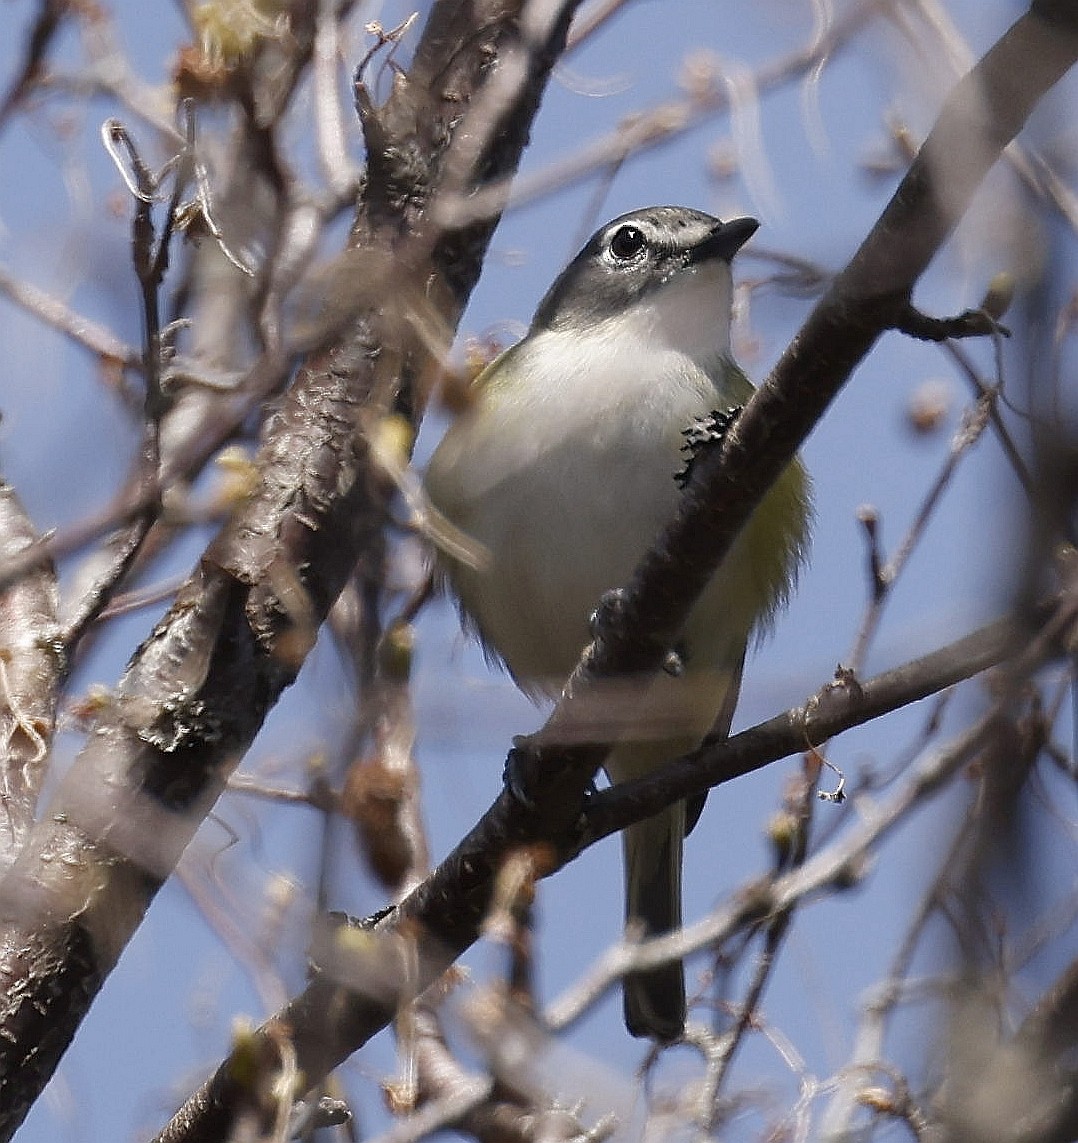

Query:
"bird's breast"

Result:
[[429, 332, 738, 687]]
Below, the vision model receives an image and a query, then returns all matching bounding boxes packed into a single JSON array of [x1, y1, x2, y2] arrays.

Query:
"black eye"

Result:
[[608, 225, 647, 262]]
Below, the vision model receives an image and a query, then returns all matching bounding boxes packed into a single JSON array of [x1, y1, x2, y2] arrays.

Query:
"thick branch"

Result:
[[155, 594, 1060, 1143], [491, 0, 1078, 872], [145, 9, 1077, 1140], [0, 2, 578, 1138], [0, 484, 59, 877], [568, 0, 1078, 701]]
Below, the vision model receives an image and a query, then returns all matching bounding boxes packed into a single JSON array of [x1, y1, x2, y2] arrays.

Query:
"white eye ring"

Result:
[[608, 225, 648, 262]]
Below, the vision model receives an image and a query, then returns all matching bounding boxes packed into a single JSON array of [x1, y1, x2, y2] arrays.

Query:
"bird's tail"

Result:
[[621, 800, 686, 1041], [608, 655, 745, 1041]]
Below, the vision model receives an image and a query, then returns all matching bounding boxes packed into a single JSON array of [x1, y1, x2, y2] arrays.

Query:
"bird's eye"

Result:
[[608, 225, 648, 262]]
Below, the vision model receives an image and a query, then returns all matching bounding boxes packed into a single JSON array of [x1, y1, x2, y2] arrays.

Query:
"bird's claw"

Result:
[[590, 587, 629, 637], [504, 737, 600, 810], [504, 736, 538, 808], [675, 406, 742, 488]]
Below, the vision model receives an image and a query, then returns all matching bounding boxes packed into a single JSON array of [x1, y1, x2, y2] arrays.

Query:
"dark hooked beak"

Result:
[[686, 216, 760, 265]]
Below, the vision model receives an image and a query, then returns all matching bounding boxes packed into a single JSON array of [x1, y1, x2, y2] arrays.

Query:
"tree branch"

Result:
[[0, 484, 58, 878], [0, 2, 580, 1138], [577, 609, 1042, 847], [144, 8, 1077, 1140], [509, 0, 1078, 852]]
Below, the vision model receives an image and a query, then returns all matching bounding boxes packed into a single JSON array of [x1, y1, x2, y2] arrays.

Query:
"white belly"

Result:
[[426, 328, 757, 695]]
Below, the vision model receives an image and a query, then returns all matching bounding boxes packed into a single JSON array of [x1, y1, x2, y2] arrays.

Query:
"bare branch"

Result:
[[441, 0, 893, 227], [0, 0, 72, 129], [0, 2, 581, 1138], [546, 589, 1073, 1030], [0, 264, 142, 373], [0, 485, 59, 877], [513, 0, 1078, 854], [138, 12, 1077, 1140]]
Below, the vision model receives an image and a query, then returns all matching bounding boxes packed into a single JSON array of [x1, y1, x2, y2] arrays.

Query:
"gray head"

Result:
[[532, 206, 759, 334]]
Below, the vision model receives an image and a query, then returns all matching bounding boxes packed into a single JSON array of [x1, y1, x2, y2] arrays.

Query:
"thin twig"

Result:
[[848, 389, 996, 671], [435, 0, 894, 228], [0, 264, 142, 373]]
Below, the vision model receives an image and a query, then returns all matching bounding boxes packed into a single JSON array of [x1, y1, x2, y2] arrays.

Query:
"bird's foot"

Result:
[[591, 590, 686, 675], [504, 735, 599, 809], [503, 736, 536, 807], [675, 406, 743, 488], [589, 587, 628, 637], [662, 644, 686, 676]]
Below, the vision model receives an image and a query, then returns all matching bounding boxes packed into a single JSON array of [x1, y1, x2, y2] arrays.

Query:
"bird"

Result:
[[423, 205, 810, 1040]]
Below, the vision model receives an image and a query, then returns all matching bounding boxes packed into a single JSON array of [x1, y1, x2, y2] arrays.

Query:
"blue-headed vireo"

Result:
[[423, 206, 810, 1041]]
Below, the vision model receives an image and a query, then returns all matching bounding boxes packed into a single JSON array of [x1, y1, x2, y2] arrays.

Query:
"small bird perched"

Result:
[[424, 206, 810, 1041]]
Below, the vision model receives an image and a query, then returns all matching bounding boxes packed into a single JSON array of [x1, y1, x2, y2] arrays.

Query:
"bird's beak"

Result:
[[687, 217, 760, 265]]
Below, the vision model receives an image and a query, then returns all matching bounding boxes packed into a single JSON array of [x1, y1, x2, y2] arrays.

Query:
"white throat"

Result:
[[610, 261, 734, 364]]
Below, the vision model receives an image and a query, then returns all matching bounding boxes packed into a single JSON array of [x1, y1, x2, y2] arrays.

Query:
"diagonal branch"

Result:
[[0, 2, 580, 1139], [145, 9, 1077, 1142], [511, 0, 1078, 837], [545, 581, 1078, 1029]]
